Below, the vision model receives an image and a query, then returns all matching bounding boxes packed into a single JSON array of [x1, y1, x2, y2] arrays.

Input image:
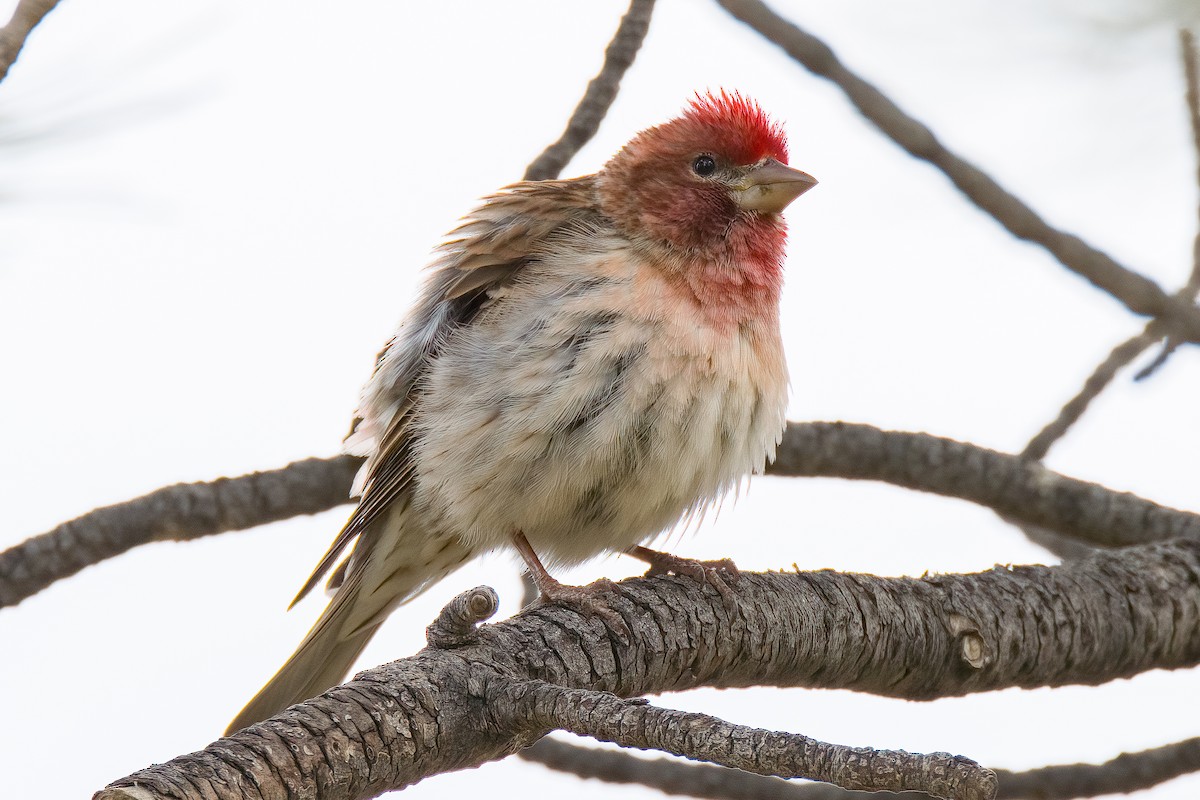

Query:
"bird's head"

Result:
[[597, 91, 817, 258]]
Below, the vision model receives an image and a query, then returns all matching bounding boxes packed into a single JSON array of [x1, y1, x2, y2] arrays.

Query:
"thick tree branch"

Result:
[[522, 0, 656, 181], [520, 735, 1200, 800], [0, 0, 59, 82], [10, 422, 1200, 608], [715, 0, 1200, 343], [95, 542, 1200, 799], [770, 422, 1200, 548], [498, 681, 994, 800]]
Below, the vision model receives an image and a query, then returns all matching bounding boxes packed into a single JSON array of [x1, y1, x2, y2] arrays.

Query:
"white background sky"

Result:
[[2, 1, 1199, 798]]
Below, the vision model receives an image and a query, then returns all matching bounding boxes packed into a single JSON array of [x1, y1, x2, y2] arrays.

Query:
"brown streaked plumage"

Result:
[[226, 92, 816, 734]]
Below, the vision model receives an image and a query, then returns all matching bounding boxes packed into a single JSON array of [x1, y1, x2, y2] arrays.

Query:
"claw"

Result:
[[626, 545, 740, 606], [532, 576, 630, 640]]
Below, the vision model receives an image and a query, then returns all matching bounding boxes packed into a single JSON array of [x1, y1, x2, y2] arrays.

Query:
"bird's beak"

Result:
[[732, 158, 818, 214]]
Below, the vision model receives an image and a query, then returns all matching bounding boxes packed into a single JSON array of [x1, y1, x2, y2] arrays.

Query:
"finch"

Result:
[[227, 91, 816, 734]]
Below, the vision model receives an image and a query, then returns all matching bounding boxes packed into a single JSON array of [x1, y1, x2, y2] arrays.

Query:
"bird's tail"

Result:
[[225, 516, 472, 735], [224, 577, 383, 735]]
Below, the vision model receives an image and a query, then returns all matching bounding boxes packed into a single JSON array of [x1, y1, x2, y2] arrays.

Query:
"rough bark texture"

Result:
[[95, 540, 1200, 800], [499, 681, 994, 799]]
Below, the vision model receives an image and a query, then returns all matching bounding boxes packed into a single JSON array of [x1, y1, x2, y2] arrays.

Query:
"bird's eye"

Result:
[[692, 155, 717, 177]]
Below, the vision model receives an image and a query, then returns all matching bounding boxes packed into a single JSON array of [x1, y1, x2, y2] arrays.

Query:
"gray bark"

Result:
[[95, 540, 1200, 800]]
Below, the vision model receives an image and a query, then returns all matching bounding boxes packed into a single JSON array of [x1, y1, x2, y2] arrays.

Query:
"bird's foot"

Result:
[[533, 575, 628, 637], [511, 531, 630, 640], [627, 545, 740, 605]]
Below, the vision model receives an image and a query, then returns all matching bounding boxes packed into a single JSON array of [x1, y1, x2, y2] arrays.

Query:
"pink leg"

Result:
[[511, 532, 627, 637]]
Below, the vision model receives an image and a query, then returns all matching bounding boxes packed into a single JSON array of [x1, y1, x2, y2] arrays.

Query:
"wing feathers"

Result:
[[292, 175, 603, 606]]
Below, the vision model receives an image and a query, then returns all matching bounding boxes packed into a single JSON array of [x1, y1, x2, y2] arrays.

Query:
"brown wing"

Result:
[[290, 175, 603, 607]]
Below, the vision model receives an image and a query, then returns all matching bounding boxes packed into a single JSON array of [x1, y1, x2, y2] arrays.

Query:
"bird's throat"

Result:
[[665, 218, 786, 331], [676, 259, 782, 332]]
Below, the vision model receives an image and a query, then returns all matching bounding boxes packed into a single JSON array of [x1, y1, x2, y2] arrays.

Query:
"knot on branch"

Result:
[[948, 612, 991, 670], [426, 585, 499, 648]]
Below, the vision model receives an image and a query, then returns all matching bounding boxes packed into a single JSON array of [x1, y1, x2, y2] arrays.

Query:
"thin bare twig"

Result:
[[1136, 29, 1200, 380], [1018, 29, 1200, 467], [1022, 324, 1165, 461], [0, 0, 60, 82], [523, 0, 656, 181], [1183, 30, 1200, 233], [715, 0, 1200, 344], [521, 735, 1200, 800]]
